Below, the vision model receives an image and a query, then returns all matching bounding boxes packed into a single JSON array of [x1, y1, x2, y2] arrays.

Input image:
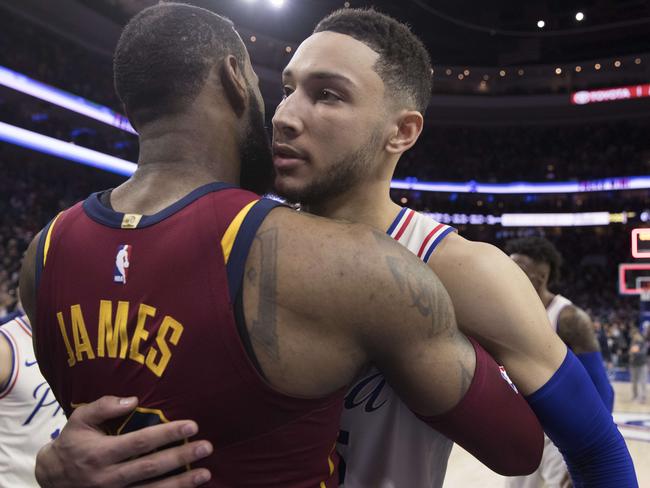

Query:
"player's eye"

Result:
[[282, 86, 294, 99], [316, 89, 341, 102]]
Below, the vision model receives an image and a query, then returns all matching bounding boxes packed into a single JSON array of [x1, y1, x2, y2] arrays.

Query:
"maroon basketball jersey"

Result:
[[34, 182, 343, 487]]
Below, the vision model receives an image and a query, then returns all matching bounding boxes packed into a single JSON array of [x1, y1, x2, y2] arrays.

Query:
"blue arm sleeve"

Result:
[[526, 349, 637, 487], [577, 351, 614, 413]]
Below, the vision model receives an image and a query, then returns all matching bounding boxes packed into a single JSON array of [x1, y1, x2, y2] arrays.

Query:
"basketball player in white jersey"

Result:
[[33, 8, 635, 488], [0, 314, 66, 486], [505, 236, 613, 488]]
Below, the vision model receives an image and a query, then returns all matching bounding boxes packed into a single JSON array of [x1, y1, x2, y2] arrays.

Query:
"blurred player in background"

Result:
[[0, 314, 66, 486], [506, 236, 614, 488], [629, 329, 648, 404]]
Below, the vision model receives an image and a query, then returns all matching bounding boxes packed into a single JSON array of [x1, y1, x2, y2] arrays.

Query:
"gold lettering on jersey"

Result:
[[121, 214, 142, 229], [97, 300, 129, 358], [71, 305, 95, 361], [56, 302, 182, 377], [129, 304, 156, 364], [56, 312, 76, 367], [146, 316, 184, 377]]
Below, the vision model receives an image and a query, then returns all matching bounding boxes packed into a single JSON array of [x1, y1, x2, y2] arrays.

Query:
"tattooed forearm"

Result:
[[250, 228, 280, 359]]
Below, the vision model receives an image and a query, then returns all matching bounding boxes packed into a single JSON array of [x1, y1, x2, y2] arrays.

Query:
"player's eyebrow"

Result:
[[282, 69, 357, 88]]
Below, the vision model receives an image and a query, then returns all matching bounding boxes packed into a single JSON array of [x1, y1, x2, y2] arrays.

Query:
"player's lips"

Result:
[[273, 143, 307, 170]]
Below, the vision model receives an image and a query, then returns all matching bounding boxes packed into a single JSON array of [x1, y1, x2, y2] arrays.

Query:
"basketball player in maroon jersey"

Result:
[[22, 4, 544, 487]]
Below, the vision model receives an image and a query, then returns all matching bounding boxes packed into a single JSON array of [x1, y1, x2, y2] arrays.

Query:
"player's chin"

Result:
[[273, 174, 309, 203]]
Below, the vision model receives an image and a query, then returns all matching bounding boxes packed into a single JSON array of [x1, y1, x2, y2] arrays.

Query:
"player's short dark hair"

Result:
[[114, 2, 246, 128], [505, 237, 563, 285], [314, 8, 433, 114]]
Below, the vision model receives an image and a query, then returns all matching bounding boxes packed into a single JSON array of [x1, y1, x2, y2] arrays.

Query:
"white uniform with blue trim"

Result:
[[338, 208, 456, 488], [0, 315, 66, 487]]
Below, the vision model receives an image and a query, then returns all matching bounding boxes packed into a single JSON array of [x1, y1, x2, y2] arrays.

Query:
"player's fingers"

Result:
[[72, 395, 138, 427], [135, 468, 212, 488], [105, 420, 201, 460], [112, 440, 213, 486]]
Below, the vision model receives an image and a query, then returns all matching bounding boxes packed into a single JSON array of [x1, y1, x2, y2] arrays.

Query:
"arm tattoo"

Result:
[[249, 228, 280, 359], [385, 254, 453, 338]]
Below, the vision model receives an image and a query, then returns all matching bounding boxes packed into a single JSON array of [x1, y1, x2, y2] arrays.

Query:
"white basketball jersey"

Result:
[[338, 208, 456, 488], [0, 316, 66, 487], [546, 294, 573, 332]]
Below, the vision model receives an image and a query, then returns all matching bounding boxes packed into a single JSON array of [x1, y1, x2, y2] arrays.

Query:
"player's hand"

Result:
[[35, 396, 213, 488]]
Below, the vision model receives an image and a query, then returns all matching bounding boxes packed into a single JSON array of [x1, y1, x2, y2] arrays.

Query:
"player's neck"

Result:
[[540, 289, 556, 308], [111, 119, 241, 214], [308, 179, 401, 232]]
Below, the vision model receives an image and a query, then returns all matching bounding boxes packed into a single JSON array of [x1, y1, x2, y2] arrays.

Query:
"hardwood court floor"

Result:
[[443, 381, 650, 487]]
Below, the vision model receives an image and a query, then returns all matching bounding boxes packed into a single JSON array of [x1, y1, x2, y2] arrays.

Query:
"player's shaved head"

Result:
[[314, 8, 433, 113], [114, 2, 247, 128]]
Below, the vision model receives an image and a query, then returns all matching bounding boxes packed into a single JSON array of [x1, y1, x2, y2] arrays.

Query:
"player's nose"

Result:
[[272, 96, 303, 140]]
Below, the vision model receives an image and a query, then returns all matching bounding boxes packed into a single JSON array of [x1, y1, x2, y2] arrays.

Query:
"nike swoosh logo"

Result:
[[25, 360, 38, 367]]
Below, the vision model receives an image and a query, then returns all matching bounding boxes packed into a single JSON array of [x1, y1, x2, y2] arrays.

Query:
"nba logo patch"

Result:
[[114, 245, 131, 284], [499, 365, 519, 394]]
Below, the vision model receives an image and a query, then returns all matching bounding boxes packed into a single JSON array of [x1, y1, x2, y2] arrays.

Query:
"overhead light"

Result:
[[458, 74, 464, 80], [285, 46, 292, 53], [635, 58, 642, 65], [517, 69, 524, 76], [250, 35, 257, 42], [483, 74, 489, 81], [464, 69, 470, 76], [499, 70, 506, 77], [537, 20, 545, 28], [555, 67, 562, 75], [575, 66, 582, 72], [445, 68, 452, 76], [575, 12, 585, 22], [595, 63, 601, 70], [344, 1, 350, 7], [269, 0, 285, 8], [614, 60, 621, 68]]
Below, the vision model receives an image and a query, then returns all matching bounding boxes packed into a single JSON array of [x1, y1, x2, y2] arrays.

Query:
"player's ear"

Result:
[[385, 110, 423, 155], [219, 55, 247, 117]]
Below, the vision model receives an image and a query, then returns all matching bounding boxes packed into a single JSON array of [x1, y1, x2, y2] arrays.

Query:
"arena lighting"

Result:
[[0, 122, 137, 176], [555, 67, 562, 75], [2, 119, 650, 196], [502, 212, 610, 227], [0, 66, 136, 134], [537, 20, 545, 28], [269, 0, 284, 8], [571, 83, 650, 105], [632, 228, 650, 258], [614, 60, 622, 68], [391, 176, 650, 194], [575, 12, 585, 22], [619, 264, 650, 295]]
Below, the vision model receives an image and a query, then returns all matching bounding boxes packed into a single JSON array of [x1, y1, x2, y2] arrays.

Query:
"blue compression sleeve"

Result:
[[577, 351, 614, 413], [526, 349, 637, 487]]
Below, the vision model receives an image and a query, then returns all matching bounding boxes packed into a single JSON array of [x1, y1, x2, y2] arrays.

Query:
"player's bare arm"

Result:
[[556, 305, 600, 354], [428, 232, 568, 395], [0, 331, 12, 388], [20, 232, 215, 488]]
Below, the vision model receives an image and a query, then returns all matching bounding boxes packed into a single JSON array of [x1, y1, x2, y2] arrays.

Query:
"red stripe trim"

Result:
[[0, 330, 19, 399], [417, 224, 445, 258], [15, 316, 32, 337], [394, 210, 415, 240]]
